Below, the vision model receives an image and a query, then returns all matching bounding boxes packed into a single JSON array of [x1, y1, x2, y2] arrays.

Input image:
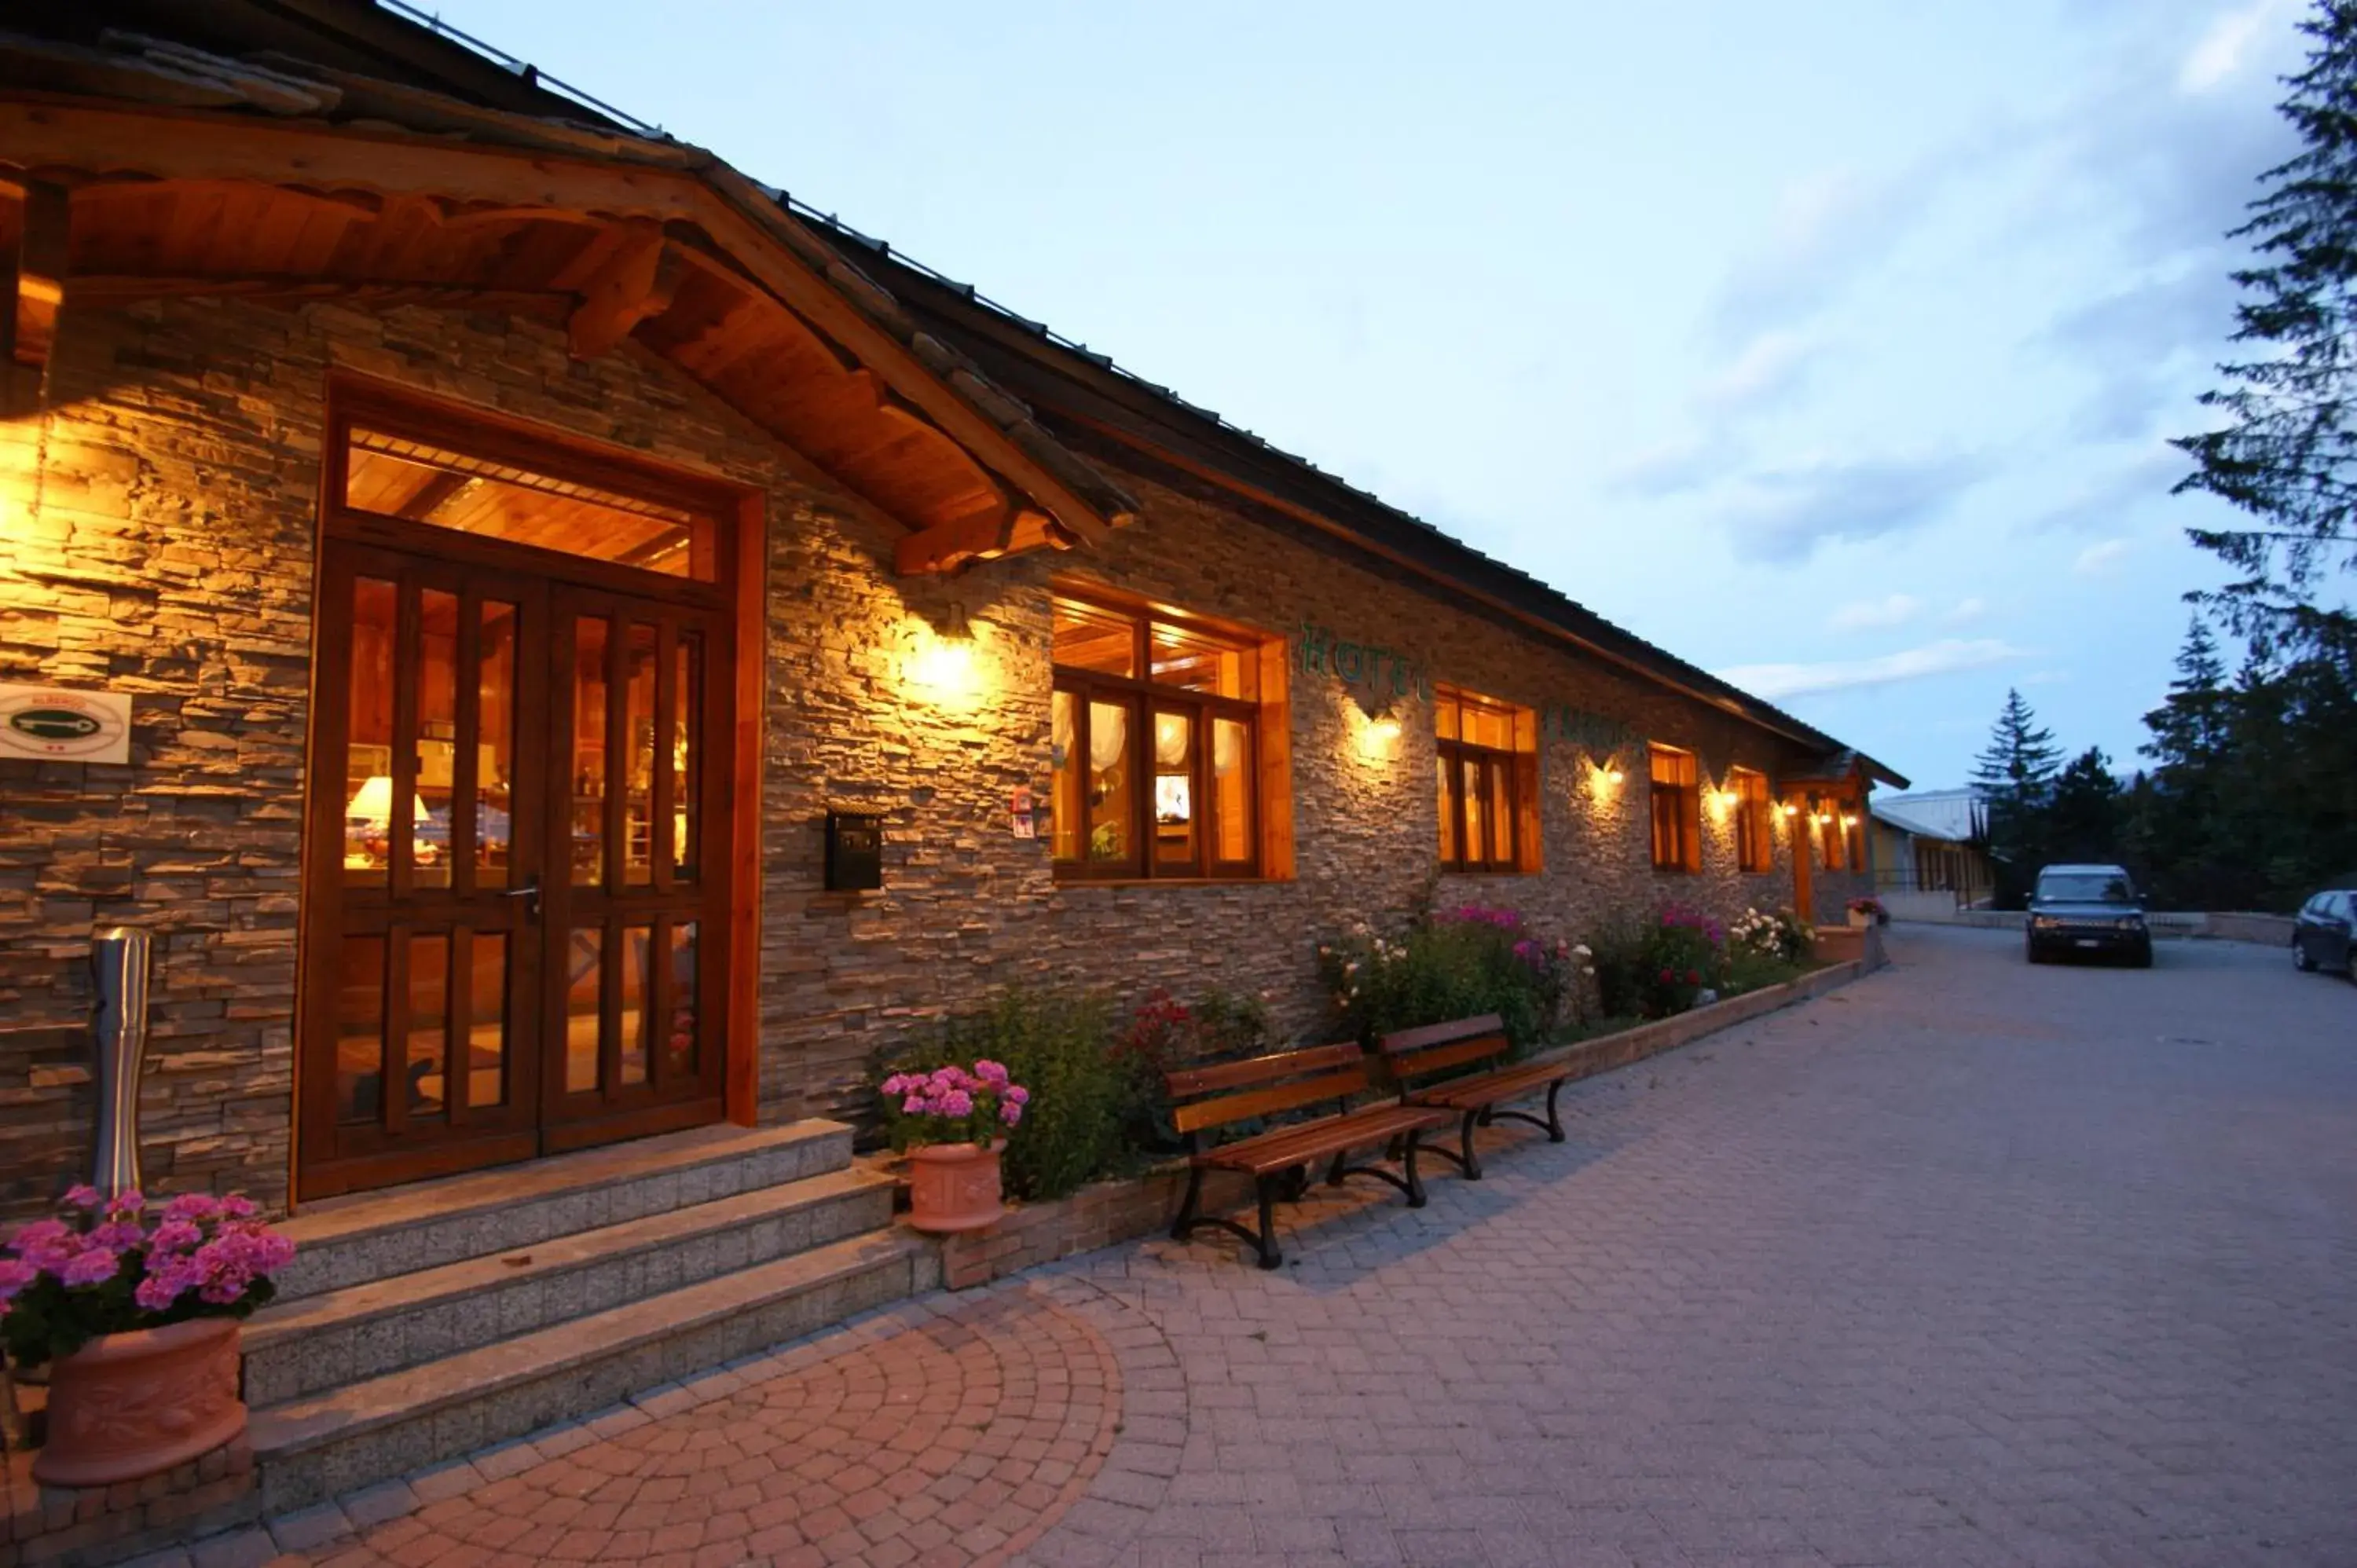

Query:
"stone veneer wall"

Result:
[[1, 296, 1853, 1216]]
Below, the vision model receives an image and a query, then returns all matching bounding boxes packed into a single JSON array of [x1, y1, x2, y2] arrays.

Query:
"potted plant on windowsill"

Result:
[[882, 1061, 1032, 1233], [0, 1187, 295, 1487], [1846, 896, 1887, 929]]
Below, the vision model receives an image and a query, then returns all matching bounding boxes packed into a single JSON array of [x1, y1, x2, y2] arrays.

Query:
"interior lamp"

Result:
[[346, 775, 426, 826]]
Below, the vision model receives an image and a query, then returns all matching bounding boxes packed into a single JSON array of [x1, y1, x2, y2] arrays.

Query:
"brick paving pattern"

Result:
[[212, 1288, 1120, 1568], [184, 926, 2357, 1566]]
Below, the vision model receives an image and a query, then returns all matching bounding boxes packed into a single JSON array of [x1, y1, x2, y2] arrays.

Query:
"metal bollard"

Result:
[[90, 926, 152, 1200]]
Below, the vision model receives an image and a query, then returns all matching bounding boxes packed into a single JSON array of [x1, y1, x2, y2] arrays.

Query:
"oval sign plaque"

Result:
[[0, 685, 132, 764]]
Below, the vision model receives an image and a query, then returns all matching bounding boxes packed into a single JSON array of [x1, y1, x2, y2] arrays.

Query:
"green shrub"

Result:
[[1319, 905, 1576, 1053], [1589, 904, 1730, 1019], [1109, 987, 1273, 1156], [898, 989, 1132, 1203]]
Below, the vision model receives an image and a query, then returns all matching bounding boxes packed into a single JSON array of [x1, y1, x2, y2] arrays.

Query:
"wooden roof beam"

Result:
[[5, 178, 67, 370], [566, 218, 684, 359], [895, 506, 1067, 577]]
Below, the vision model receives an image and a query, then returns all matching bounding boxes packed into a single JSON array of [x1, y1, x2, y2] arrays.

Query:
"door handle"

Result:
[[497, 875, 541, 922]]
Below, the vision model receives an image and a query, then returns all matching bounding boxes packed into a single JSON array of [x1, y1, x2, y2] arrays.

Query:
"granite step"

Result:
[[272, 1119, 856, 1300], [249, 1228, 938, 1513], [242, 1166, 897, 1406]]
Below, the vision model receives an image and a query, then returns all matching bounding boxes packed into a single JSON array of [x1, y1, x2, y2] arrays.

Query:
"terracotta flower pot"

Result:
[[906, 1141, 1004, 1233], [34, 1317, 246, 1488]]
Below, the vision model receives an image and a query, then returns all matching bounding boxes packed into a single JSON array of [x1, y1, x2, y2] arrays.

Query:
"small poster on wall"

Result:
[[1010, 786, 1036, 839], [0, 684, 133, 765]]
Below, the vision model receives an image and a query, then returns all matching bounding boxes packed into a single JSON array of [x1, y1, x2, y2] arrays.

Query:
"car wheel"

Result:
[[2025, 940, 2044, 965], [2132, 940, 2153, 969], [2294, 937, 2317, 973]]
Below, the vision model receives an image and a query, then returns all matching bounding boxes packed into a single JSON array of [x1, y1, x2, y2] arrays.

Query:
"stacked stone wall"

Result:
[[1, 297, 1853, 1212]]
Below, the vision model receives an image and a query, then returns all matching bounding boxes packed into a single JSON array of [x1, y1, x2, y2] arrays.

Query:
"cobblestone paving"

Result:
[[1013, 928, 2357, 1568], [192, 926, 2357, 1567]]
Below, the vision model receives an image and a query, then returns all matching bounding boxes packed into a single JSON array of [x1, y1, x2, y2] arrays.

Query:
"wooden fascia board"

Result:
[[0, 93, 1114, 545], [683, 174, 1115, 546]]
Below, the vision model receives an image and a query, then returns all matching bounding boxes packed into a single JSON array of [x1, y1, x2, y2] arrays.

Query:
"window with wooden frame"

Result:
[[1050, 589, 1288, 881], [1819, 804, 1848, 870], [1435, 685, 1540, 874], [1732, 768, 1774, 873], [1649, 744, 1702, 873]]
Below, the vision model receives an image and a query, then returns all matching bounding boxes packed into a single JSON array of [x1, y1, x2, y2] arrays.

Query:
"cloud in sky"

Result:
[[2031, 445, 2192, 533], [2179, 0, 2304, 94], [1942, 596, 1989, 627], [1714, 637, 2025, 700], [1729, 452, 1991, 563], [1709, 167, 1937, 347], [2074, 537, 2135, 574], [1698, 328, 1820, 413], [1827, 593, 1922, 633]]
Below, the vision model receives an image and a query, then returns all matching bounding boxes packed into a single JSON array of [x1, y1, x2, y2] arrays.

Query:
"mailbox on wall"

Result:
[[824, 811, 883, 892]]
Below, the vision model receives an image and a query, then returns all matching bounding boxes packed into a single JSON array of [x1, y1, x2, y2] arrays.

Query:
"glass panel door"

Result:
[[300, 542, 548, 1196], [539, 586, 728, 1149]]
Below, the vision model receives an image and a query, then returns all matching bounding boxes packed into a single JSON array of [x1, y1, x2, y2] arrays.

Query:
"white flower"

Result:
[[1571, 943, 1592, 957]]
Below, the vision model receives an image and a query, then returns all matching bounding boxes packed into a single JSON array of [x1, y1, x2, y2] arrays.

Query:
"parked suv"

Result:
[[2025, 863, 2153, 967], [2292, 888, 2355, 977]]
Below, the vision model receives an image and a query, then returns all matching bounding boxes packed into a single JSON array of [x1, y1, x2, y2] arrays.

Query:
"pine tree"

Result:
[[1970, 689, 2062, 803], [1970, 689, 2063, 904], [2174, 0, 2357, 658], [2140, 616, 2231, 770], [2046, 747, 2124, 863]]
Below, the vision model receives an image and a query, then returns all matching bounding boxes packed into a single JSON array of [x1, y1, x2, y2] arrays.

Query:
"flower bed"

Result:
[[920, 954, 1871, 1289]]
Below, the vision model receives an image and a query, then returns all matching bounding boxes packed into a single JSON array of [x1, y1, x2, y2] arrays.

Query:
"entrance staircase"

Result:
[[245, 1120, 929, 1512]]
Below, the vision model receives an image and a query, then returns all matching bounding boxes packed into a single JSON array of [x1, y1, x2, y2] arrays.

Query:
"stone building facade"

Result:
[[1, 290, 1886, 1216], [0, 16, 1894, 1219]]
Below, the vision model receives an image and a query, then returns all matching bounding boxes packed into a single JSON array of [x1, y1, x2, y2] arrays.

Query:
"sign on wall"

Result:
[[0, 684, 133, 764]]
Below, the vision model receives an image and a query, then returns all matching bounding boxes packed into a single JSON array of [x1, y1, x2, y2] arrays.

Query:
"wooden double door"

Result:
[[298, 536, 733, 1197]]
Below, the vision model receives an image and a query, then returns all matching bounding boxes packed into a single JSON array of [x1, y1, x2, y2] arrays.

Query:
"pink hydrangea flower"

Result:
[[973, 1060, 1010, 1085], [160, 1193, 222, 1225], [1003, 1085, 1030, 1106], [218, 1196, 258, 1220], [148, 1220, 203, 1254], [60, 1247, 122, 1288], [0, 1258, 36, 1302], [104, 1191, 146, 1218], [62, 1184, 102, 1210]]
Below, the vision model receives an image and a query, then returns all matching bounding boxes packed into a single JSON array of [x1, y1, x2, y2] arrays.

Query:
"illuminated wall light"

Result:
[[907, 599, 985, 705], [1351, 692, 1403, 761]]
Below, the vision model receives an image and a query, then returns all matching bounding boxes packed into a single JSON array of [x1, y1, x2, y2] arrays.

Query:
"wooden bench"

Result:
[[1165, 1043, 1454, 1269], [1377, 1013, 1571, 1180]]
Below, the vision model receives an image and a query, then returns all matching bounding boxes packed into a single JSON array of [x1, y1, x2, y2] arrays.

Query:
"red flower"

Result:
[[1685, 968, 1701, 985], [1657, 966, 1673, 983]]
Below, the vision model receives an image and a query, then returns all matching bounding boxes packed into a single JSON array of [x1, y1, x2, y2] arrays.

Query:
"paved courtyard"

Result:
[[206, 925, 2357, 1567]]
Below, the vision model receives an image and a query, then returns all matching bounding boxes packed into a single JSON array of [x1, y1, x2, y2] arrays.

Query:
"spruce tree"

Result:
[[1970, 689, 2063, 903], [2174, 0, 2357, 658]]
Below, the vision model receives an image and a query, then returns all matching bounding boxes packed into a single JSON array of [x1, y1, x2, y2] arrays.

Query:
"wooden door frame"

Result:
[[290, 376, 767, 1207]]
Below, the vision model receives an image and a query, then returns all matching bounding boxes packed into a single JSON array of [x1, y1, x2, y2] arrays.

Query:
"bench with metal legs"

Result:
[[1166, 1043, 1452, 1269], [1378, 1014, 1571, 1181]]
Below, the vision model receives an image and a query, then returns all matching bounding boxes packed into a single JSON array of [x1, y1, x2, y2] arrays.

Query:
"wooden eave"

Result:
[[805, 239, 1909, 782], [0, 90, 1135, 569]]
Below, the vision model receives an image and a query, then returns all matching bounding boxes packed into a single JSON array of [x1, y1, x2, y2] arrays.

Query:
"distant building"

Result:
[[1871, 789, 1994, 908]]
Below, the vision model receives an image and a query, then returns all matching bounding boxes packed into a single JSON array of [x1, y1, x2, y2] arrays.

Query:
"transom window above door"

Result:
[[1050, 588, 1286, 881], [343, 427, 718, 581]]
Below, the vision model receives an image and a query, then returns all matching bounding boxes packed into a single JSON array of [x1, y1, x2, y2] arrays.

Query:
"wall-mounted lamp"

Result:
[[1840, 812, 1858, 829], [909, 600, 983, 703], [1351, 690, 1402, 759]]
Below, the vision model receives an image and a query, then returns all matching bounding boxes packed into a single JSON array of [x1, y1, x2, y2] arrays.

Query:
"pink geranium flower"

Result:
[[60, 1247, 122, 1288]]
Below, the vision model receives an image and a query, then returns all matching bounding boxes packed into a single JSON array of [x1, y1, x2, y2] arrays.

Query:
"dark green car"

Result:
[[2025, 864, 2153, 968]]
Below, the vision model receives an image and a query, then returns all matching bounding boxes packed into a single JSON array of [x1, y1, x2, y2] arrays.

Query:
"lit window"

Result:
[[1050, 590, 1278, 881], [1435, 685, 1537, 874], [1732, 768, 1773, 873], [1650, 745, 1701, 873]]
